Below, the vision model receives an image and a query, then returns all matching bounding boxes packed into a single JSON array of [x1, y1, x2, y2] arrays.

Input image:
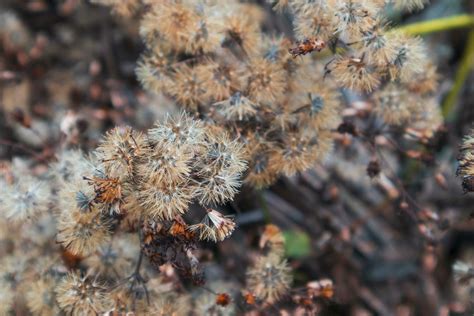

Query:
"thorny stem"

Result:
[[393, 14, 474, 36]]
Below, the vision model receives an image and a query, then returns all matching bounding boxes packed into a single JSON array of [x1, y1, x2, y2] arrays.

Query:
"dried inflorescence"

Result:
[[0, 111, 248, 314], [0, 0, 448, 314], [245, 224, 293, 305], [129, 0, 442, 188], [457, 130, 474, 193], [134, 0, 344, 188], [55, 272, 113, 315]]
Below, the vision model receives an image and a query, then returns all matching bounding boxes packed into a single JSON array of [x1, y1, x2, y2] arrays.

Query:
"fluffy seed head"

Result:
[[329, 56, 380, 93], [190, 209, 236, 242], [457, 130, 474, 193], [26, 277, 60, 316], [94, 126, 146, 179], [57, 208, 111, 256], [246, 254, 292, 304], [55, 272, 113, 315], [1, 176, 50, 223], [214, 92, 258, 121]]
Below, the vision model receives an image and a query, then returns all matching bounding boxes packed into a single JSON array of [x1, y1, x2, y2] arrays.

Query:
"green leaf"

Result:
[[283, 230, 311, 258]]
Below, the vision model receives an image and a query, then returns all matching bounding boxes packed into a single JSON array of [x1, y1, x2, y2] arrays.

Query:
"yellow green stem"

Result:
[[442, 29, 474, 119], [393, 14, 474, 35]]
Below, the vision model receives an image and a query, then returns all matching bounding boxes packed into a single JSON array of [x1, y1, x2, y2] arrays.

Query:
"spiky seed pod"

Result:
[[260, 36, 293, 65], [94, 126, 146, 180], [218, 9, 261, 56], [409, 97, 442, 138], [333, 0, 380, 43], [292, 4, 334, 43], [198, 62, 242, 103], [372, 83, 422, 125], [84, 234, 139, 277], [405, 62, 439, 95], [1, 175, 50, 223], [362, 23, 397, 68], [329, 56, 380, 93], [457, 131, 474, 193], [247, 58, 286, 105], [57, 208, 111, 256], [245, 151, 279, 188], [138, 181, 193, 220], [214, 92, 258, 121], [273, 132, 321, 177], [246, 253, 292, 304], [147, 112, 205, 149], [200, 128, 248, 176], [386, 33, 426, 83], [185, 15, 223, 54], [293, 87, 341, 130], [55, 272, 113, 315], [140, 2, 199, 51], [26, 277, 60, 316], [195, 170, 242, 205], [190, 209, 236, 242], [167, 65, 206, 110], [136, 49, 172, 93], [148, 292, 192, 315], [85, 176, 124, 214], [137, 143, 192, 185]]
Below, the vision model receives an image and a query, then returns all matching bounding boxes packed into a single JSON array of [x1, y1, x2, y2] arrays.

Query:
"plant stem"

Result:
[[442, 29, 474, 119], [393, 14, 474, 35], [257, 190, 271, 223]]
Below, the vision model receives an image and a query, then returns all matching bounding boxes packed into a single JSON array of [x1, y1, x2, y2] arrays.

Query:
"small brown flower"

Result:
[[215, 293, 231, 306], [289, 37, 326, 58]]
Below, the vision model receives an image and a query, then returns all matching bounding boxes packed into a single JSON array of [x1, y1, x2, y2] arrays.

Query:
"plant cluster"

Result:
[[0, 0, 457, 314], [131, 0, 440, 186]]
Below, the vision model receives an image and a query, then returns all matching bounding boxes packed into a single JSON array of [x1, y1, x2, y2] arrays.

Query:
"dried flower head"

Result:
[[372, 83, 421, 125], [329, 56, 380, 93], [247, 58, 286, 104], [190, 209, 236, 242], [55, 272, 113, 315], [246, 253, 293, 304], [138, 181, 193, 220], [214, 92, 258, 121], [94, 126, 146, 180], [0, 175, 50, 223], [57, 208, 111, 256], [457, 130, 474, 193], [26, 277, 60, 316]]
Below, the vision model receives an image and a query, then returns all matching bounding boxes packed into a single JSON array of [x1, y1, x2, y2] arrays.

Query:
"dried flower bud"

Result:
[[190, 209, 236, 242], [215, 293, 231, 306]]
